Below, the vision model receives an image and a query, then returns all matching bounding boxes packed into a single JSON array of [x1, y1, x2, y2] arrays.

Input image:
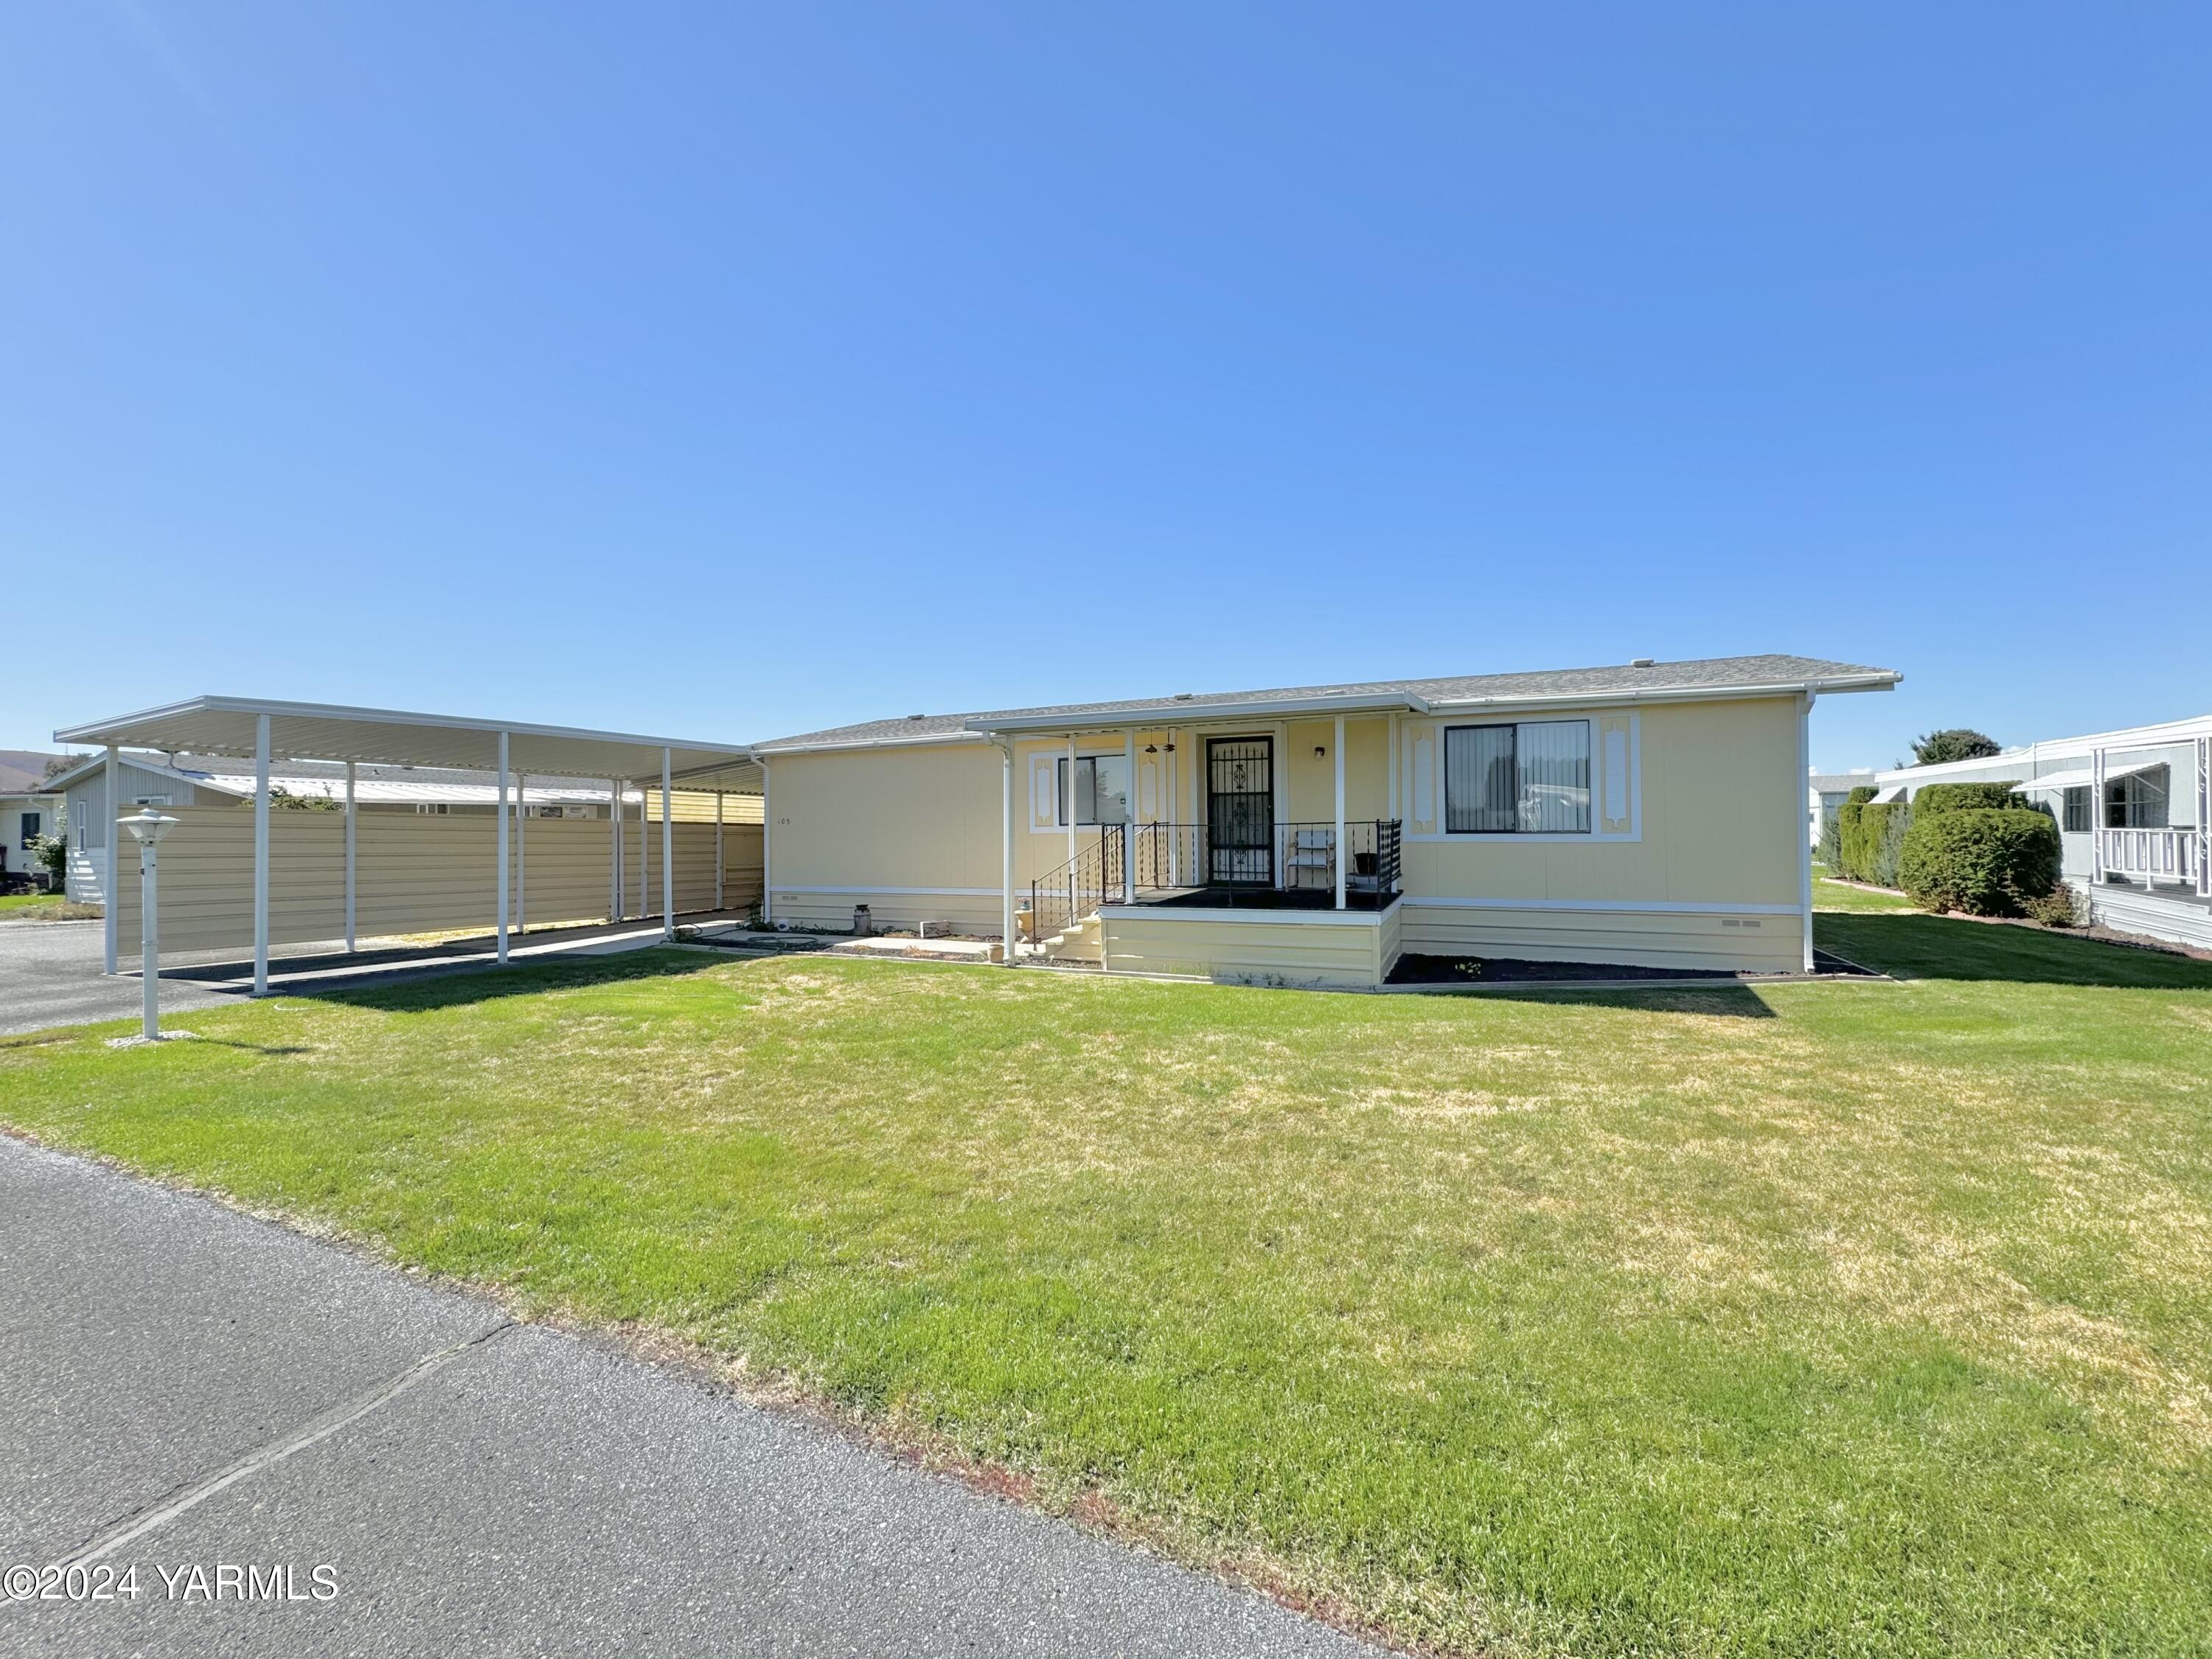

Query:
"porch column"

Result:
[[1123, 728, 1135, 902], [661, 748, 675, 939], [1333, 713, 1346, 910], [1065, 734, 1077, 870], [1166, 728, 1179, 887], [495, 731, 509, 965], [1387, 712, 1399, 823], [252, 717, 271, 995], [637, 788, 647, 917], [102, 744, 120, 974], [1001, 741, 1016, 959], [344, 761, 357, 952], [2198, 734, 2211, 898], [1798, 693, 1815, 972], [714, 789, 726, 911], [2091, 747, 2106, 884], [759, 757, 773, 925]]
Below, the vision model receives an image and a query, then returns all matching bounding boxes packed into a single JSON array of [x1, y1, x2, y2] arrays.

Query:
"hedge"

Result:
[[1836, 787, 1880, 882], [1913, 782, 2028, 818], [1899, 808, 2062, 917], [1861, 802, 1912, 888]]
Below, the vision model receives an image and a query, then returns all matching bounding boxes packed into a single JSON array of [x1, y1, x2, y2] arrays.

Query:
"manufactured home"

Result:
[[1873, 714, 2212, 952], [755, 655, 1900, 988]]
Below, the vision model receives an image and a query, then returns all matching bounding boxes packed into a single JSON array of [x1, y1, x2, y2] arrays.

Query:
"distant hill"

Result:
[[0, 750, 70, 794]]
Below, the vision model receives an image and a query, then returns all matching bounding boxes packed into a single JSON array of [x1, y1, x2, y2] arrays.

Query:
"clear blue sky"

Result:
[[6, 4, 2206, 772]]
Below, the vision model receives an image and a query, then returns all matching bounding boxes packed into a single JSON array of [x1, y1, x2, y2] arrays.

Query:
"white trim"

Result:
[[1405, 895, 1804, 916], [1798, 693, 1815, 972], [1097, 902, 1388, 927], [759, 757, 773, 925], [771, 884, 1005, 897]]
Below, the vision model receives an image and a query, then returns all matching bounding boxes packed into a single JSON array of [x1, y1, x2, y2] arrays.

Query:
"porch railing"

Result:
[[1128, 820, 1403, 906], [2098, 826, 2203, 887], [1029, 824, 1122, 945]]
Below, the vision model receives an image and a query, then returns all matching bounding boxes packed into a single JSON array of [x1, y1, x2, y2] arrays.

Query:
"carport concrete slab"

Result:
[[0, 1139, 1373, 1658]]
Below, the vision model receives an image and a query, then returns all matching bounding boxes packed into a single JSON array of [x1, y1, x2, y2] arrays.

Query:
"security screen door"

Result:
[[1206, 737, 1274, 886]]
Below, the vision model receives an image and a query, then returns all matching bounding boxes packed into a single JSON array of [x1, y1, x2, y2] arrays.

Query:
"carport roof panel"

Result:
[[54, 695, 757, 783]]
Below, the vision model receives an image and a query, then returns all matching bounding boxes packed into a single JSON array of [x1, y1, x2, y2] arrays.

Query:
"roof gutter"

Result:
[[967, 689, 1434, 736]]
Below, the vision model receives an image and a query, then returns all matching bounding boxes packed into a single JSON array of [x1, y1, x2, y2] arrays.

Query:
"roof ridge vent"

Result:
[[1630, 658, 1655, 668]]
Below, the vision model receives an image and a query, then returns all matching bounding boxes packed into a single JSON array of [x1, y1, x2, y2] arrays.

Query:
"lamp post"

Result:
[[120, 810, 178, 1041]]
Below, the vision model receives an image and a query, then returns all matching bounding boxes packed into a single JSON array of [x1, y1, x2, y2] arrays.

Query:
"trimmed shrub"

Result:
[[1899, 809, 2062, 917], [1837, 787, 1879, 881], [1864, 802, 1912, 888], [1816, 808, 1843, 875], [1913, 782, 2027, 819]]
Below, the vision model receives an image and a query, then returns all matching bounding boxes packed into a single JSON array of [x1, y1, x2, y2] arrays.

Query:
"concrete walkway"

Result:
[[0, 1138, 1371, 1658]]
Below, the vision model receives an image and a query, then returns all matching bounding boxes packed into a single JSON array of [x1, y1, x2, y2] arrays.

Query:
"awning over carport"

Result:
[[57, 696, 759, 994], [55, 695, 756, 787]]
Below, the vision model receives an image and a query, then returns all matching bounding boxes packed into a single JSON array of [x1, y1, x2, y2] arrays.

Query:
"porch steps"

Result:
[[1037, 913, 1103, 964]]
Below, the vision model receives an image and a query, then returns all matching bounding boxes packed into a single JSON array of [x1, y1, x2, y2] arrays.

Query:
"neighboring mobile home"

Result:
[[754, 655, 1899, 987], [1873, 714, 2212, 952]]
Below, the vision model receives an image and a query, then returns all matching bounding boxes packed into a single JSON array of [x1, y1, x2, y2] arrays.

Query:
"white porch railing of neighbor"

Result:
[[2097, 827, 2201, 886]]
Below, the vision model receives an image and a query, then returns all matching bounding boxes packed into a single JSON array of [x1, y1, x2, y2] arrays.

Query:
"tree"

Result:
[[40, 754, 74, 780], [1910, 728, 2001, 766]]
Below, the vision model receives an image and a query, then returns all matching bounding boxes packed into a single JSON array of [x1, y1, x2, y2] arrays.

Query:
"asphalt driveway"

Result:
[[0, 920, 237, 1037], [0, 1136, 1372, 1657]]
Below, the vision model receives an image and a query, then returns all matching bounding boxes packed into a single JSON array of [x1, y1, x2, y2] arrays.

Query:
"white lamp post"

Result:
[[121, 810, 179, 1041]]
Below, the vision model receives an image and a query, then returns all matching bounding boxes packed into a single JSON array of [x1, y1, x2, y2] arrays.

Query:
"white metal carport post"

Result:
[[1333, 714, 1347, 909], [495, 731, 510, 965], [660, 748, 674, 941], [344, 761, 357, 952], [608, 780, 623, 922], [515, 773, 527, 935], [102, 745, 120, 973], [252, 715, 271, 995], [714, 789, 725, 911]]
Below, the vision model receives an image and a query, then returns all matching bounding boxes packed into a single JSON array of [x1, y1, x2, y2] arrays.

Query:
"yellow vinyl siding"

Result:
[[1101, 905, 1395, 990]]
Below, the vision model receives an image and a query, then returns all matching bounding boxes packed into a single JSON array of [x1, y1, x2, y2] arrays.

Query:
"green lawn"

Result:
[[1813, 876, 1918, 913], [0, 891, 77, 915], [4, 919, 2209, 1658]]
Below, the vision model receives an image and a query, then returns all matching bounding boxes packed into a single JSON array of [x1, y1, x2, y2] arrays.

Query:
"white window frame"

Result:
[[1056, 753, 1131, 827]]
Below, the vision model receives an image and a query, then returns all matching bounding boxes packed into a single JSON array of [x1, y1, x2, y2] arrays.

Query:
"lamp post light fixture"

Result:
[[120, 809, 179, 1042]]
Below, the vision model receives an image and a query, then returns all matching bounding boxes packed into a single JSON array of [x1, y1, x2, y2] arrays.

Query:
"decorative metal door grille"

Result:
[[1206, 737, 1274, 886]]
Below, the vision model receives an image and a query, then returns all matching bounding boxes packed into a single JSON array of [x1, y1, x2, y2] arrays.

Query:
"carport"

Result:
[[55, 696, 762, 994]]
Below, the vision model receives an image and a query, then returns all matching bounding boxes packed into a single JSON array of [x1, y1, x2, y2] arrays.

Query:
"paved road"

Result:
[[0, 921, 238, 1037], [0, 1138, 1372, 1658]]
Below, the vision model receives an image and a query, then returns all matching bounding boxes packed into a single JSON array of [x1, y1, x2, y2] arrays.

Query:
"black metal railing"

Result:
[[1126, 821, 1402, 908], [1029, 824, 1124, 947]]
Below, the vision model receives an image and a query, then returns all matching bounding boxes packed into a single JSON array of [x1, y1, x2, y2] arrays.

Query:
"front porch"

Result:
[[1022, 817, 1404, 970]]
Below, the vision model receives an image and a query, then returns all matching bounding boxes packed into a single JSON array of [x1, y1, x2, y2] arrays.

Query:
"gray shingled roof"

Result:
[[756, 654, 1899, 751]]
